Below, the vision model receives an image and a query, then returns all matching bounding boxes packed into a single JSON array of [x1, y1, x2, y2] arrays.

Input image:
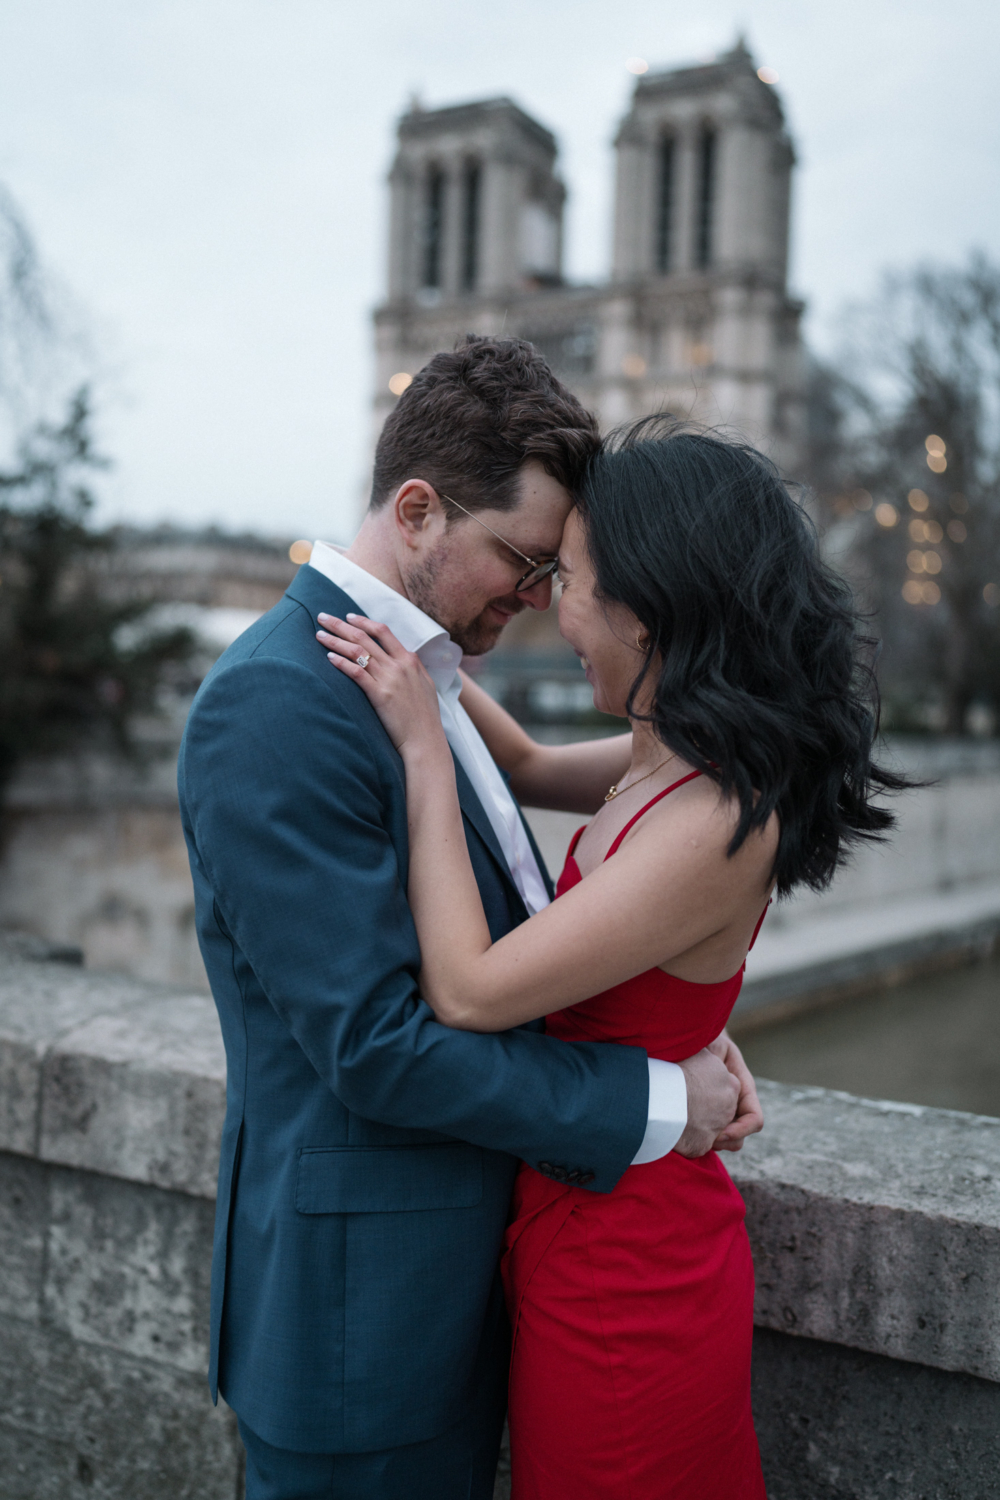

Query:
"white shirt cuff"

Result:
[[631, 1058, 687, 1164]]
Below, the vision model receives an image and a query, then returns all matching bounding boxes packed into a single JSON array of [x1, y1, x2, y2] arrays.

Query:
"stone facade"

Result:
[[0, 939, 997, 1498], [372, 41, 805, 491]]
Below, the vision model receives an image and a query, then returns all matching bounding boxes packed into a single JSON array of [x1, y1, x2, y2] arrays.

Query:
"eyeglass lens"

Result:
[[515, 560, 559, 593]]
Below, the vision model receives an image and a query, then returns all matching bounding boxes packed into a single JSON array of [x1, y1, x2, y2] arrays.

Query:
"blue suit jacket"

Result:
[[178, 565, 648, 1453]]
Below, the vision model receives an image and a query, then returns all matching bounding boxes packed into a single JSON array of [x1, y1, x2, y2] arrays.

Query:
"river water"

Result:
[[738, 957, 1000, 1117]]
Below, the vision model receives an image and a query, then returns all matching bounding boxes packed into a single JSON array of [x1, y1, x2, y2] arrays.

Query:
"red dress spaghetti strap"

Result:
[[501, 774, 768, 1499]]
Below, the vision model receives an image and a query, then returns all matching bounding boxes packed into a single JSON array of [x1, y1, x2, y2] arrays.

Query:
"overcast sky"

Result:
[[0, 0, 997, 544]]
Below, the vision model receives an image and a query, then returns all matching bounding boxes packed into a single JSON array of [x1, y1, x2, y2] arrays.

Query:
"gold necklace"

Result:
[[605, 756, 674, 803]]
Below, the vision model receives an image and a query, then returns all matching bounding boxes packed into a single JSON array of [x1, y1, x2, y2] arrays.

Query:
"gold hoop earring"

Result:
[[636, 632, 648, 652]]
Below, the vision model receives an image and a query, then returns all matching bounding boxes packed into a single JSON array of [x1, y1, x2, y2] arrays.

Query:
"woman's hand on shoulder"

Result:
[[317, 613, 445, 758]]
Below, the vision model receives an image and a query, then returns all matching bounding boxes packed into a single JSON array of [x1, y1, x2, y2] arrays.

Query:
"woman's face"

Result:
[[557, 508, 647, 719]]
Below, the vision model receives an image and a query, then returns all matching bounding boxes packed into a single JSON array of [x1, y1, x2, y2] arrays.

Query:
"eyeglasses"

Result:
[[440, 493, 559, 593]]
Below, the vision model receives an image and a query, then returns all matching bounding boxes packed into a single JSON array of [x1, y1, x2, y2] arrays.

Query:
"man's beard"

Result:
[[405, 552, 525, 657]]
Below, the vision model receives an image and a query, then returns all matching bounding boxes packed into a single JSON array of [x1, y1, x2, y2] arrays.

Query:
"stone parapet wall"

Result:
[[0, 944, 997, 1498], [729, 1081, 1000, 1382], [0, 939, 239, 1498]]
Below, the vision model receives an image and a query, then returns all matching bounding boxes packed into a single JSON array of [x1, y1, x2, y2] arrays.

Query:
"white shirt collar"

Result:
[[308, 541, 463, 695]]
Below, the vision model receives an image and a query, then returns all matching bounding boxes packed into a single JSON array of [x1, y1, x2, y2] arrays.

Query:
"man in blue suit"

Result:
[[179, 337, 750, 1499]]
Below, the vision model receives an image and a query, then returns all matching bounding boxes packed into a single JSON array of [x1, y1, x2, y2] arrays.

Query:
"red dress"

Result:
[[501, 775, 768, 1499]]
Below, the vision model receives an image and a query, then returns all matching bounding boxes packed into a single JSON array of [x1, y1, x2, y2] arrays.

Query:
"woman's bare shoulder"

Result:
[[617, 772, 779, 886]]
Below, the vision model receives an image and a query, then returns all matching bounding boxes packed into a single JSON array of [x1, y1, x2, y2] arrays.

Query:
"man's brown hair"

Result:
[[370, 335, 599, 517]]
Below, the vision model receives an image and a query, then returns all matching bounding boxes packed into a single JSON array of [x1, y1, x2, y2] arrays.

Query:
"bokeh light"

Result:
[[626, 57, 649, 74], [875, 503, 898, 527], [757, 66, 779, 84], [927, 453, 947, 473], [388, 371, 413, 396], [904, 578, 941, 605], [925, 435, 946, 456], [289, 540, 313, 564], [908, 489, 930, 512], [947, 519, 968, 542], [621, 353, 647, 378]]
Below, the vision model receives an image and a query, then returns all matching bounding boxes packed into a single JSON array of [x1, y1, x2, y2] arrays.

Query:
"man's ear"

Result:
[[393, 480, 445, 550]]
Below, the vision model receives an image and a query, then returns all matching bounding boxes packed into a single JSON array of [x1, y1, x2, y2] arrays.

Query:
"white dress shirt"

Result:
[[308, 542, 687, 1162]]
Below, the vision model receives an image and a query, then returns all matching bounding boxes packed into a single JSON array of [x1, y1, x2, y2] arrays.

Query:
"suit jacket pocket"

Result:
[[295, 1141, 484, 1214]]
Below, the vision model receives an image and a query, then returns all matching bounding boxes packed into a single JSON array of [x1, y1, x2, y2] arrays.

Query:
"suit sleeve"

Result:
[[180, 656, 648, 1193]]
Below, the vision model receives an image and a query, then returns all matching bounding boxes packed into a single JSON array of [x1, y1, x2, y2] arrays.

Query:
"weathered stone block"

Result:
[[44, 1166, 215, 1374], [729, 1081, 1000, 1381], [0, 1151, 47, 1321], [39, 995, 225, 1198], [752, 1326, 1000, 1500], [0, 1318, 242, 1499], [0, 962, 166, 1158]]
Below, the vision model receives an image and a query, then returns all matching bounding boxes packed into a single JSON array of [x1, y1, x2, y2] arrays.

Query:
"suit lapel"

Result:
[[451, 755, 527, 915], [517, 804, 555, 901]]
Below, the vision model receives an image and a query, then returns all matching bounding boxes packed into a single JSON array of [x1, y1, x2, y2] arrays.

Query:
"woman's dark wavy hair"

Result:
[[576, 416, 912, 897]]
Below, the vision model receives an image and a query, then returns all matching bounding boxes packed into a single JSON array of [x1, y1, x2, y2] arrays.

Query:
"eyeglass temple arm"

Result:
[[438, 492, 541, 569]]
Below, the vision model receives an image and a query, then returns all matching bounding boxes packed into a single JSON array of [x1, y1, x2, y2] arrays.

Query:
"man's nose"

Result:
[[519, 575, 554, 611]]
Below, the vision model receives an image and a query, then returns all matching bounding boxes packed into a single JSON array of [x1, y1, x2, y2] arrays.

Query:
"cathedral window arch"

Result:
[[655, 133, 675, 274], [696, 124, 717, 270], [461, 160, 481, 292], [422, 164, 446, 289]]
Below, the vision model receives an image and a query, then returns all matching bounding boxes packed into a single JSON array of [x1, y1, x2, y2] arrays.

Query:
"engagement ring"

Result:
[[356, 653, 370, 669]]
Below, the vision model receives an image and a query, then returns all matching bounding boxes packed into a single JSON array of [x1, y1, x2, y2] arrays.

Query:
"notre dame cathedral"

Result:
[[372, 40, 805, 475]]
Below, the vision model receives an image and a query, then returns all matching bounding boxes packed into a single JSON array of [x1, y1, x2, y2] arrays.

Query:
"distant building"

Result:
[[373, 39, 805, 492], [106, 526, 296, 613]]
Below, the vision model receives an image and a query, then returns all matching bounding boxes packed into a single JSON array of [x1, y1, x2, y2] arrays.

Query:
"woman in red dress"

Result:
[[321, 420, 905, 1497]]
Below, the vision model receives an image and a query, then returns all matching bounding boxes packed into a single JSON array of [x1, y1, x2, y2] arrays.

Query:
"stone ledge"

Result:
[[728, 1080, 1000, 1382], [2, 952, 999, 1389], [0, 954, 224, 1199]]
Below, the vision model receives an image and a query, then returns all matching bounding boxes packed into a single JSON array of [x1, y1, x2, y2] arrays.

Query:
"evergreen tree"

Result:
[[0, 388, 196, 793]]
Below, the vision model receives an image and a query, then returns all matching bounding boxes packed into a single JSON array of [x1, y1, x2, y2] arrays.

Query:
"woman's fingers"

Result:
[[317, 612, 386, 659], [319, 627, 375, 665], [345, 614, 406, 657], [316, 612, 406, 655], [326, 650, 378, 698]]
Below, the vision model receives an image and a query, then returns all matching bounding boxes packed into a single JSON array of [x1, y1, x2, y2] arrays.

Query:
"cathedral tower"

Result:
[[385, 97, 565, 303], [371, 42, 804, 495]]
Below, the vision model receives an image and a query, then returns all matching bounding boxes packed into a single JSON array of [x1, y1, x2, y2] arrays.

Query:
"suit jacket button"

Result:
[[578, 1171, 595, 1186], [537, 1161, 553, 1175]]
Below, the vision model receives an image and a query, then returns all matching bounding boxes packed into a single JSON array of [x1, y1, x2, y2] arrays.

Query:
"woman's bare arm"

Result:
[[320, 616, 776, 1035], [458, 669, 631, 814]]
